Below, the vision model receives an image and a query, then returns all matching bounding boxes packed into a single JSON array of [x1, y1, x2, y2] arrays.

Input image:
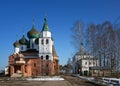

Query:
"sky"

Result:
[[0, 0, 120, 70]]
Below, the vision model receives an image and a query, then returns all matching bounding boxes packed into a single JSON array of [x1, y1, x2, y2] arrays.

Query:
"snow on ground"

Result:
[[26, 76, 64, 81]]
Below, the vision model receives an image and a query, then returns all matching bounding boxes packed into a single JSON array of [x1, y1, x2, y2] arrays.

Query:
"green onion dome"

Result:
[[42, 17, 50, 31], [27, 25, 40, 39], [19, 35, 28, 45], [13, 41, 20, 47], [35, 38, 39, 44]]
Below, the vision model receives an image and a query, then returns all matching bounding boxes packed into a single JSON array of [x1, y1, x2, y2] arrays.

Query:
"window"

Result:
[[21, 46, 23, 50], [89, 62, 91, 65], [85, 62, 87, 65], [34, 63, 36, 67], [46, 55, 49, 60], [41, 56, 43, 59], [93, 70, 97, 74], [93, 62, 95, 65], [46, 39, 49, 44], [41, 39, 44, 45]]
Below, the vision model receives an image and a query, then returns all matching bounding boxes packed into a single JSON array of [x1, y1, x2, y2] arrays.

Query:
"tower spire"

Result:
[[16, 34, 18, 41], [44, 13, 48, 24], [32, 16, 35, 28], [22, 27, 25, 36], [44, 17, 47, 23], [80, 42, 84, 52]]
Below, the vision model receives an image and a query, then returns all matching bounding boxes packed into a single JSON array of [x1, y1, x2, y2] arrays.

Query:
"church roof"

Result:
[[76, 51, 90, 56], [13, 41, 20, 47], [19, 35, 28, 45], [42, 17, 50, 31], [76, 43, 90, 55], [52, 45, 58, 59], [27, 24, 40, 39]]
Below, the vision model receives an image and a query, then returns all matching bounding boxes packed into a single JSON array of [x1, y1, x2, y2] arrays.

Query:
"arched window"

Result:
[[34, 63, 36, 67], [21, 46, 23, 50], [89, 62, 91, 65], [46, 39, 49, 44], [46, 55, 49, 60], [41, 56, 43, 59], [93, 62, 95, 65], [41, 39, 44, 45]]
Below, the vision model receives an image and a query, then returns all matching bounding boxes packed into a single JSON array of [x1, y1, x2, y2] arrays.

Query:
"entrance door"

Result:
[[14, 66, 21, 73], [84, 70, 88, 76]]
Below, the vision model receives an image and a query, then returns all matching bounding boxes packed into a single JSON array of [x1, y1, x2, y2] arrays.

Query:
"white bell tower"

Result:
[[39, 18, 53, 61]]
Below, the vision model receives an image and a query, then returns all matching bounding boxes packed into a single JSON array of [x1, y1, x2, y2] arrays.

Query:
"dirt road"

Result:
[[0, 75, 100, 86]]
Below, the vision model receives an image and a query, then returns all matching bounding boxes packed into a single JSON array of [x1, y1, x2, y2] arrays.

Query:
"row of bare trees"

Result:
[[71, 20, 120, 73]]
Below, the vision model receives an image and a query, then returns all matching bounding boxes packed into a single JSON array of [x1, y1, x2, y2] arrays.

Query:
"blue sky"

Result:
[[0, 0, 120, 69]]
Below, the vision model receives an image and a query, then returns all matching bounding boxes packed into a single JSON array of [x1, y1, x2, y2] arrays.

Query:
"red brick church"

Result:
[[9, 18, 59, 77]]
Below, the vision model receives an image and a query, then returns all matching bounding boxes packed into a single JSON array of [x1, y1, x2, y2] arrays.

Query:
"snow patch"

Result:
[[26, 76, 64, 81]]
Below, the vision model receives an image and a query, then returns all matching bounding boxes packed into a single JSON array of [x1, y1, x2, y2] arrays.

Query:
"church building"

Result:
[[72, 43, 98, 76], [9, 18, 59, 77]]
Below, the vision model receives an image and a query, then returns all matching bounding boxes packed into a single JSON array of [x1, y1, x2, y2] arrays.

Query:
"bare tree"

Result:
[[71, 20, 120, 75], [85, 23, 96, 55], [71, 21, 84, 51]]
